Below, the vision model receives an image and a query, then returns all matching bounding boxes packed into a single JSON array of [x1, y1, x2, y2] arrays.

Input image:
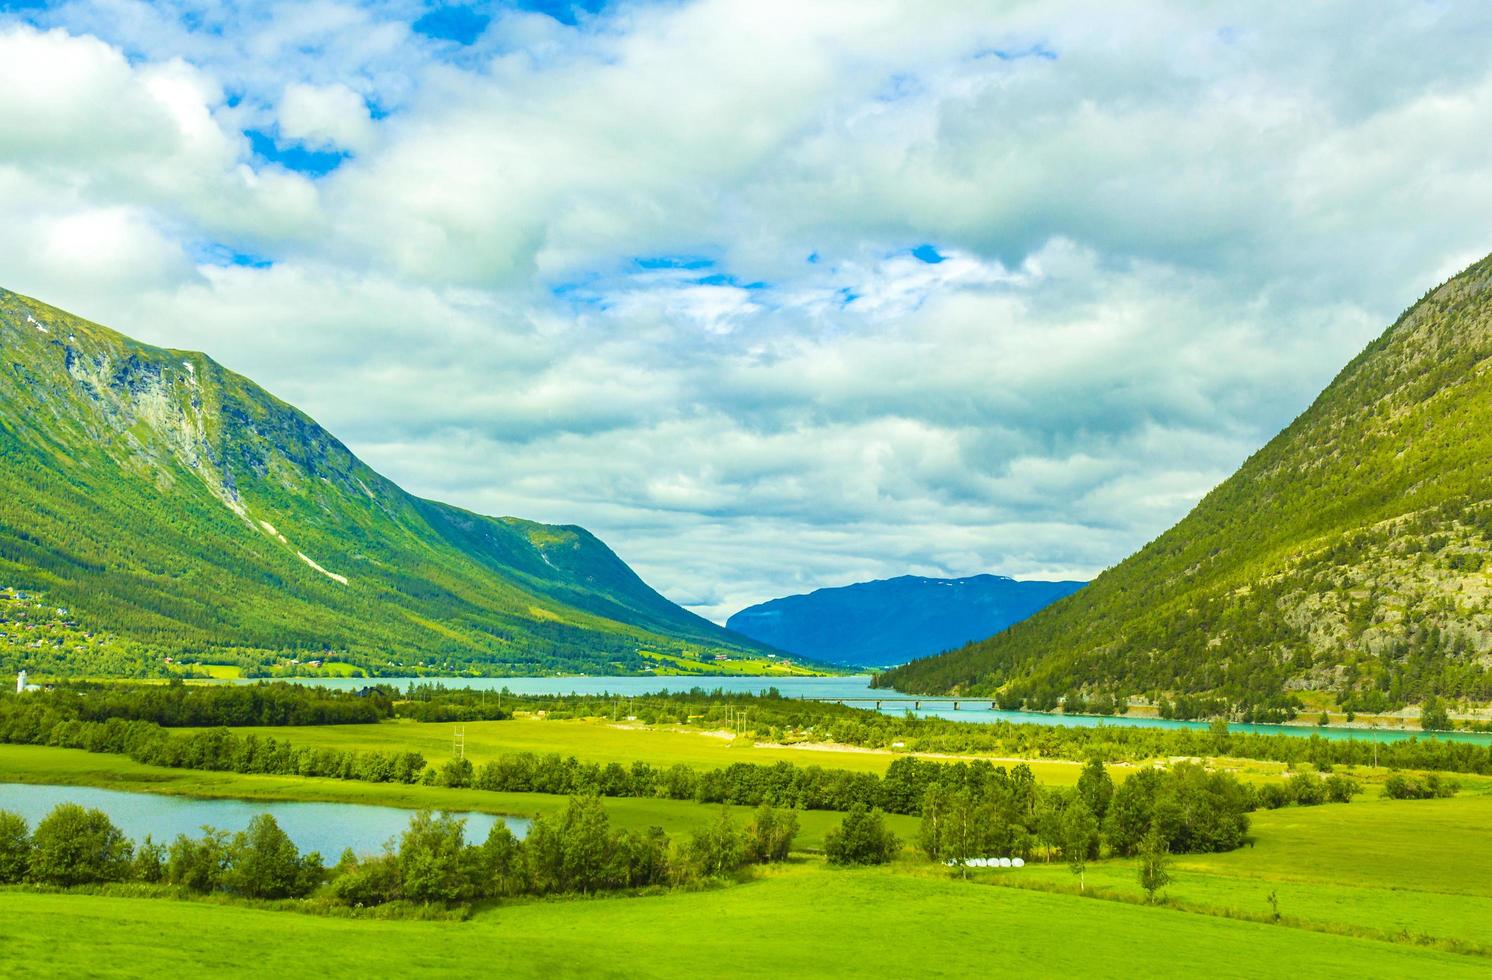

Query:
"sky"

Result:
[[2, 2, 1491, 623]]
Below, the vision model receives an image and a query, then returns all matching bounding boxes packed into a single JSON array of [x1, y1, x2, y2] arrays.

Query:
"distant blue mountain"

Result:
[[725, 574, 1086, 669]]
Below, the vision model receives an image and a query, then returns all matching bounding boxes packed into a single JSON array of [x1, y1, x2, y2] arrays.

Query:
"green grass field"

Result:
[[3, 862, 1487, 979], [974, 795, 1492, 952], [0, 743, 918, 850], [6, 716, 1492, 976], [187, 715, 1094, 784]]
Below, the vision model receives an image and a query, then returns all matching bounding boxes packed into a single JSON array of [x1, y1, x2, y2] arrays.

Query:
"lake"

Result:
[[0, 783, 530, 855], [275, 674, 1492, 745]]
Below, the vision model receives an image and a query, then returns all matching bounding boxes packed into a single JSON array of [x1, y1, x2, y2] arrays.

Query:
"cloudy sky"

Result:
[[2, 2, 1491, 622]]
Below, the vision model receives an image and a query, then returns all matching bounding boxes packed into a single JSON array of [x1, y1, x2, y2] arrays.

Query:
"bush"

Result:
[[167, 829, 231, 892], [329, 851, 401, 906], [29, 803, 133, 885], [1382, 773, 1458, 800], [743, 803, 799, 864], [131, 835, 166, 883], [1255, 783, 1289, 809], [824, 806, 899, 866], [1323, 774, 1362, 803], [1287, 775, 1326, 806]]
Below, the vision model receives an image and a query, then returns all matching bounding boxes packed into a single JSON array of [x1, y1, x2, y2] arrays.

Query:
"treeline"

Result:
[[0, 797, 799, 909], [0, 699, 425, 784], [433, 751, 1344, 853], [484, 688, 1492, 776], [918, 761, 1253, 869], [58, 681, 393, 727]]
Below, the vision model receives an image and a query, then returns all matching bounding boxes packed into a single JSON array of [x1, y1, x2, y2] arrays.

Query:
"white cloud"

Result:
[[278, 82, 376, 153], [3, 2, 1492, 624]]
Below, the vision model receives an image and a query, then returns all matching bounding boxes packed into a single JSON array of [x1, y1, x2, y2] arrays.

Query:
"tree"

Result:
[[1075, 759, 1114, 821], [689, 809, 744, 878], [1420, 697, 1452, 732], [479, 821, 523, 897], [917, 783, 951, 862], [437, 756, 474, 788], [1137, 825, 1172, 904], [398, 810, 474, 903], [1060, 798, 1099, 893], [824, 806, 899, 866], [167, 829, 232, 892], [0, 810, 31, 884], [228, 814, 307, 899], [131, 834, 165, 883], [524, 795, 615, 895], [744, 803, 798, 864], [29, 803, 133, 886]]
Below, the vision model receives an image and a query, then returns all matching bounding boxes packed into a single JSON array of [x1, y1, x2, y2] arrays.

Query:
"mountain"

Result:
[[0, 286, 778, 678], [726, 574, 1086, 668], [878, 253, 1492, 718]]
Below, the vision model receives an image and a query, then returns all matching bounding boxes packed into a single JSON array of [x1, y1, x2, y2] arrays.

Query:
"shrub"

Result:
[[1255, 783, 1289, 809], [131, 835, 166, 883], [1288, 775, 1326, 806], [1382, 773, 1459, 800], [167, 829, 231, 892], [743, 804, 799, 864], [1323, 774, 1362, 803], [824, 806, 899, 866]]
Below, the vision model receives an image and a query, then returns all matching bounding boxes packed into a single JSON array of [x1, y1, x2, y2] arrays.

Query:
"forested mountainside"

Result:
[[727, 575, 1084, 668], [0, 287, 770, 677], [879, 253, 1492, 720]]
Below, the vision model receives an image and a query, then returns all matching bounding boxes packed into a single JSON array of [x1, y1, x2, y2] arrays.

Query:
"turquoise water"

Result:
[[279, 675, 1492, 745], [0, 783, 529, 856]]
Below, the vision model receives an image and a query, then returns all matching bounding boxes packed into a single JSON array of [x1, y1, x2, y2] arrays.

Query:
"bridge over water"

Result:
[[796, 696, 999, 711]]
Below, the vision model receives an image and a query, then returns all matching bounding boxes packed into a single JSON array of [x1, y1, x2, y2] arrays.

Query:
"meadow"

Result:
[[4, 707, 1492, 977], [185, 715, 1097, 784], [4, 861, 1489, 979]]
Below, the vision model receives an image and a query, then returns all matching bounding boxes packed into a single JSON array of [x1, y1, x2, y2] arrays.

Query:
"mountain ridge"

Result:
[[878, 253, 1492, 718], [0, 286, 774, 678], [727, 573, 1085, 668]]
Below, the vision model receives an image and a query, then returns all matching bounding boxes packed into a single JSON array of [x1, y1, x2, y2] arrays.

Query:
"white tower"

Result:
[[16, 670, 26, 694]]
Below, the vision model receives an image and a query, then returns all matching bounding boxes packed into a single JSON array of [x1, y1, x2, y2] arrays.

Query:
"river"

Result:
[[274, 674, 1492, 745], [0, 783, 530, 855]]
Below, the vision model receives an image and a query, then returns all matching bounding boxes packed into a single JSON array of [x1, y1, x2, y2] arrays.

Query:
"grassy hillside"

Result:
[[0, 287, 771, 678], [881, 253, 1492, 716]]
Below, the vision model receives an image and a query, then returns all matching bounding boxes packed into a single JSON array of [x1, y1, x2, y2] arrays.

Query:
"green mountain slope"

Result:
[[879, 254, 1492, 718], [0, 287, 772, 678]]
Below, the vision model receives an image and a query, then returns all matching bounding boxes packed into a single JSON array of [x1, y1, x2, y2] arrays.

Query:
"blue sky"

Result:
[[2, 2, 1491, 620]]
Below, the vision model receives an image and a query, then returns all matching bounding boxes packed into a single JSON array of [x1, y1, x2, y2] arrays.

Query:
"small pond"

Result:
[[0, 783, 529, 856]]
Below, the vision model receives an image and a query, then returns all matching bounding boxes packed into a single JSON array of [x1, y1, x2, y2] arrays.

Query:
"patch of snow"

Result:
[[26, 315, 47, 333], [297, 551, 349, 585]]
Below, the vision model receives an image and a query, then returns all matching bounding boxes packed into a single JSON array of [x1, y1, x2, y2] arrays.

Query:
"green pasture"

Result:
[[3, 863, 1487, 979], [187, 715, 1094, 784]]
